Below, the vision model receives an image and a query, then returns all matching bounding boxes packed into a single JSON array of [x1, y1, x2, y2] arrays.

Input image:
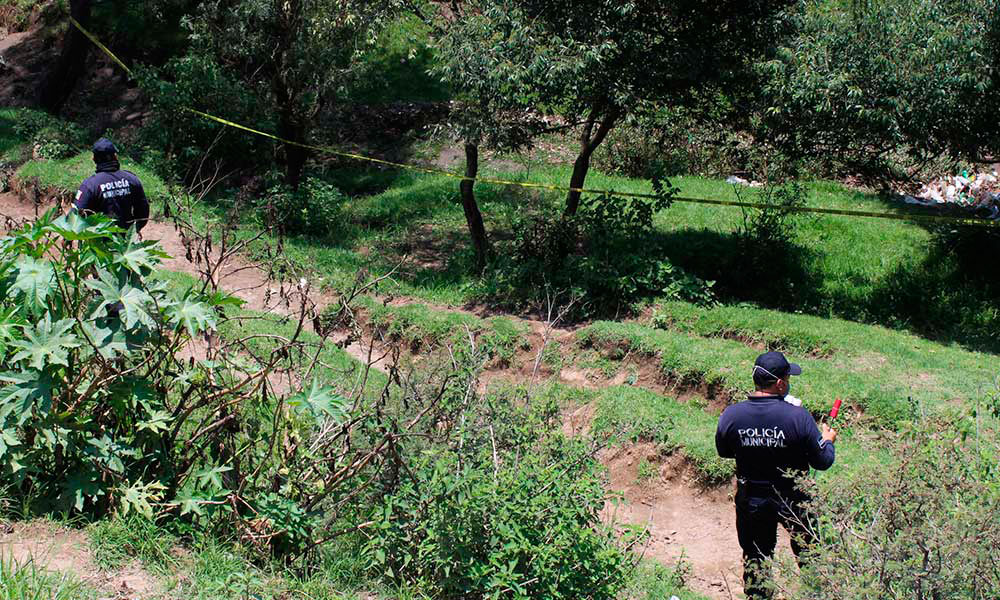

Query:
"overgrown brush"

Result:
[[481, 184, 715, 317], [782, 410, 1000, 599], [364, 384, 641, 600], [0, 205, 642, 598], [9, 108, 87, 161], [0, 207, 379, 559]]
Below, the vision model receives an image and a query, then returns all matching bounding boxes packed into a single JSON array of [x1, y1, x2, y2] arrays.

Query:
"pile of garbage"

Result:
[[725, 175, 763, 188], [900, 169, 1000, 220]]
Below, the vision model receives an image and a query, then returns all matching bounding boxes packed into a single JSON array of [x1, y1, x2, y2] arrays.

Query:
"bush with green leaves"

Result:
[[0, 210, 218, 514], [483, 187, 715, 316], [133, 54, 271, 181], [730, 176, 807, 290], [363, 390, 638, 599], [0, 210, 351, 531], [10, 108, 87, 161], [257, 176, 349, 238], [786, 412, 1000, 599]]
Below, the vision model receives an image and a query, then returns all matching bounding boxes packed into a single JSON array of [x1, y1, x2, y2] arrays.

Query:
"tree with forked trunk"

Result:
[[508, 0, 797, 216]]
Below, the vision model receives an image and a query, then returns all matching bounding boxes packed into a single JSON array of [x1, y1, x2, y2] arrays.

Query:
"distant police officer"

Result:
[[74, 138, 149, 233], [715, 351, 837, 599]]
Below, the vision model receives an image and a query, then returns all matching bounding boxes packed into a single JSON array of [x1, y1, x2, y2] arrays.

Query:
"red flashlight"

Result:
[[830, 398, 842, 419]]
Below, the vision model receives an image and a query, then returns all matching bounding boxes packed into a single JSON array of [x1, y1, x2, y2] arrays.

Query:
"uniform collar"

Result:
[[747, 393, 784, 402]]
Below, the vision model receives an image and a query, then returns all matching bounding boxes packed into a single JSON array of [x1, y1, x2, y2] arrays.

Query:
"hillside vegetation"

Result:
[[0, 0, 998, 598]]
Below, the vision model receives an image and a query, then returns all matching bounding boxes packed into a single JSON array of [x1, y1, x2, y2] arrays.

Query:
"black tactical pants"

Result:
[[735, 483, 815, 600]]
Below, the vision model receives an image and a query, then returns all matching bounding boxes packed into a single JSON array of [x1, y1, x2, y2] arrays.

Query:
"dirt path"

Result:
[[603, 442, 750, 598], [0, 190, 754, 599]]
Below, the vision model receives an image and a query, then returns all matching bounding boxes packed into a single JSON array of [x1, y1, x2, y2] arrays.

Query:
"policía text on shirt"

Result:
[[738, 427, 787, 448], [99, 179, 131, 193]]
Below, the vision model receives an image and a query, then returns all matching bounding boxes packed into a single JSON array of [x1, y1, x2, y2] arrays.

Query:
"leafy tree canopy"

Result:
[[762, 0, 1000, 177]]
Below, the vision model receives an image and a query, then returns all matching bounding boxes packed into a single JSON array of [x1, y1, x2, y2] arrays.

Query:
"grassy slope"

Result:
[[242, 164, 942, 320], [16, 151, 170, 203], [349, 295, 531, 364], [16, 145, 994, 459], [5, 103, 991, 598], [11, 112, 982, 351], [578, 308, 992, 430]]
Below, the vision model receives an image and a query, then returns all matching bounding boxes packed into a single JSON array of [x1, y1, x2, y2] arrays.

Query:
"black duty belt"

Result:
[[737, 478, 797, 495]]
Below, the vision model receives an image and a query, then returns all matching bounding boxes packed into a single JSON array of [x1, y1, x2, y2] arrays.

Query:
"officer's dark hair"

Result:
[[753, 377, 777, 390]]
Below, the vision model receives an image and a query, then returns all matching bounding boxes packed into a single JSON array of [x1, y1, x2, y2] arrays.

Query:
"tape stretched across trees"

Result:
[[70, 16, 1000, 229]]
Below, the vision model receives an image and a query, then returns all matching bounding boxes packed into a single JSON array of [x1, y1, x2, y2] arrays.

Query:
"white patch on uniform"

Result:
[[75, 190, 82, 201]]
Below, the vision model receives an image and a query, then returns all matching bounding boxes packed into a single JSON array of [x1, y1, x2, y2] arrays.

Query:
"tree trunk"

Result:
[[460, 143, 490, 271], [272, 0, 307, 189], [564, 109, 620, 217], [39, 0, 92, 114], [280, 124, 308, 189], [274, 79, 308, 189]]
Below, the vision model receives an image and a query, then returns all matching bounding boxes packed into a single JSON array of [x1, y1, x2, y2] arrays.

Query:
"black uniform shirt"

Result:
[[715, 394, 835, 489], [75, 168, 149, 232]]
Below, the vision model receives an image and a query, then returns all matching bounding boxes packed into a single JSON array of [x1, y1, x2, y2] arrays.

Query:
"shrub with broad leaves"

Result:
[[0, 210, 349, 529]]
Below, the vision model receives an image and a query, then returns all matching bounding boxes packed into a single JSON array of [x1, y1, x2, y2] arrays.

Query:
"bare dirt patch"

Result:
[[602, 444, 743, 598], [0, 191, 47, 224], [561, 399, 596, 437], [0, 520, 162, 598], [601, 443, 801, 599]]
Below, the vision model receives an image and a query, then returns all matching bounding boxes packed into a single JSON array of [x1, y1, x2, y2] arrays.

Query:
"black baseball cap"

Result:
[[752, 351, 802, 385], [92, 138, 118, 156]]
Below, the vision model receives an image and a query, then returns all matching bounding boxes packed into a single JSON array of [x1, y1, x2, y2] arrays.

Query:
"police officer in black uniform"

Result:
[[715, 351, 837, 599], [74, 138, 149, 233]]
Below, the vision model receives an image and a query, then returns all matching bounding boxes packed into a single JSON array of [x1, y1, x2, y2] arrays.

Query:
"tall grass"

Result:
[[0, 555, 95, 600]]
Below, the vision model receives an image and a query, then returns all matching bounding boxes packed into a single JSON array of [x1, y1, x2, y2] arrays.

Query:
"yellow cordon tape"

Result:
[[72, 16, 1000, 229]]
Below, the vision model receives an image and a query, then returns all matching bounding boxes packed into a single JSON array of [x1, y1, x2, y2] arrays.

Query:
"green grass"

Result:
[[89, 515, 179, 574], [155, 269, 389, 398], [16, 151, 170, 204], [350, 298, 531, 364], [577, 313, 991, 429], [348, 15, 449, 104], [0, 109, 28, 162], [591, 385, 734, 483], [0, 554, 96, 600], [217, 307, 390, 397], [648, 300, 997, 412], [85, 516, 379, 600], [243, 163, 997, 349], [620, 559, 712, 600]]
